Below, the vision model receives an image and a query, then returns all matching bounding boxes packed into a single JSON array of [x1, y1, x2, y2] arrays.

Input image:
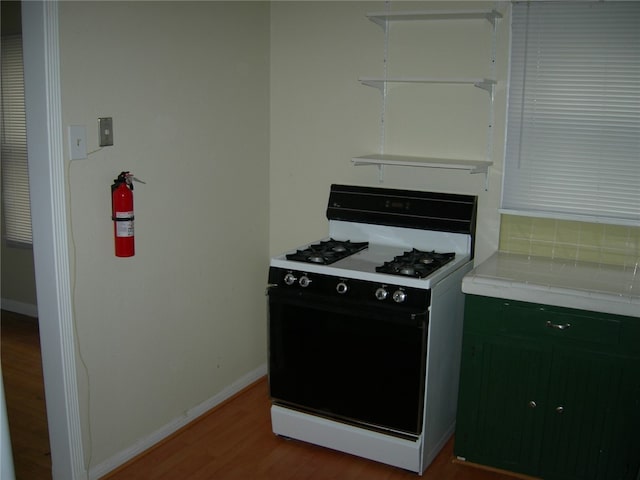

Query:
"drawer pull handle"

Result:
[[528, 400, 537, 409], [556, 406, 565, 414], [546, 321, 571, 330]]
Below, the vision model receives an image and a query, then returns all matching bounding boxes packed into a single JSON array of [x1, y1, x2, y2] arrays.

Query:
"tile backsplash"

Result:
[[499, 215, 640, 267]]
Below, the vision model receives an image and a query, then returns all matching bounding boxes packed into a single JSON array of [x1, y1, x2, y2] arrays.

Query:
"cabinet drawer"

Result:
[[504, 304, 621, 346], [464, 295, 622, 347]]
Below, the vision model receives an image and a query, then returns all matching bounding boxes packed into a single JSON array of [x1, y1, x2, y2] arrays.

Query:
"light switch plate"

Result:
[[68, 125, 87, 160], [98, 117, 113, 146]]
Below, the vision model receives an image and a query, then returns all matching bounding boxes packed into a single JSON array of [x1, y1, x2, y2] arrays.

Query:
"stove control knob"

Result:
[[299, 275, 312, 288], [336, 282, 349, 294], [284, 273, 297, 285], [375, 287, 388, 301], [392, 290, 407, 303]]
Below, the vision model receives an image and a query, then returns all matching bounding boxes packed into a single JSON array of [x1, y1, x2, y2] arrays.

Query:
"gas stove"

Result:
[[267, 184, 478, 474]]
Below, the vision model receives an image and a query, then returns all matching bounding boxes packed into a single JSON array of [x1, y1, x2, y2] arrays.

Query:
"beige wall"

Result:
[[0, 244, 37, 309], [269, 1, 510, 263], [57, 1, 270, 468]]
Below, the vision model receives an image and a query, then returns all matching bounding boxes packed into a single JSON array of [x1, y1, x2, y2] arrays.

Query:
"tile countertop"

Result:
[[462, 252, 639, 318]]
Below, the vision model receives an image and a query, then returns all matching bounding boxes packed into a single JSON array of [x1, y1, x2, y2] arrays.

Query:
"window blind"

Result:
[[1, 34, 32, 245], [501, 2, 640, 226]]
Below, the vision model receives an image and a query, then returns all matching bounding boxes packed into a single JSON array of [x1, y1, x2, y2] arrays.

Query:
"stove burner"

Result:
[[286, 239, 368, 265], [376, 249, 455, 278], [400, 266, 416, 276]]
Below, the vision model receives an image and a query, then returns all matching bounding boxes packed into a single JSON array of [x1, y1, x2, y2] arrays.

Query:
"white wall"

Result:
[[57, 1, 270, 469], [50, 0, 509, 474], [270, 1, 510, 262]]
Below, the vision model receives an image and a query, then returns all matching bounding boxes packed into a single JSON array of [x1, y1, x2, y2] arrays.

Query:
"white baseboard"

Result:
[[0, 299, 38, 318], [88, 363, 268, 480]]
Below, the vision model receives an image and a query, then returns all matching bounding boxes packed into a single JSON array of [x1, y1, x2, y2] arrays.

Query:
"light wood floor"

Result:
[[2, 309, 518, 480], [1, 310, 52, 480], [105, 381, 519, 480]]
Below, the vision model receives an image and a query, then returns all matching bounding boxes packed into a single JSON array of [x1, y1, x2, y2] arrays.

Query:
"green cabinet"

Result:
[[455, 295, 640, 480]]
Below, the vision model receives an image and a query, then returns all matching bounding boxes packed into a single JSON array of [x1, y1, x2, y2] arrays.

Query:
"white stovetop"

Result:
[[272, 241, 471, 289], [271, 220, 474, 289], [462, 252, 639, 318]]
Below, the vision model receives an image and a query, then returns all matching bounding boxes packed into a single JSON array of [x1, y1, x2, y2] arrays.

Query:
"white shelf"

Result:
[[367, 9, 503, 30], [358, 77, 496, 94], [356, 8, 501, 190], [352, 154, 492, 174]]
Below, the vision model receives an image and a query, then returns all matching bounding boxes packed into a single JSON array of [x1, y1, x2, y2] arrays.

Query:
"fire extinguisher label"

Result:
[[115, 211, 134, 237], [116, 221, 134, 237]]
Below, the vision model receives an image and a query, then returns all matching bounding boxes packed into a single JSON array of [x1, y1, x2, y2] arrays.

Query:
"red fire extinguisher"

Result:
[[111, 172, 135, 257]]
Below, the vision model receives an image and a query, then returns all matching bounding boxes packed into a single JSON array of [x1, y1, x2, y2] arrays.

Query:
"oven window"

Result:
[[268, 294, 428, 436]]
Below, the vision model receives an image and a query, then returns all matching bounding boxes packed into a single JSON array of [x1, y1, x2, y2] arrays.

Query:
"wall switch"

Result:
[[98, 117, 113, 146], [68, 125, 87, 160]]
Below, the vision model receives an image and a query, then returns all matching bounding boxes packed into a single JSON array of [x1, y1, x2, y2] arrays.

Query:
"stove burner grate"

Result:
[[285, 239, 369, 265], [376, 249, 455, 278]]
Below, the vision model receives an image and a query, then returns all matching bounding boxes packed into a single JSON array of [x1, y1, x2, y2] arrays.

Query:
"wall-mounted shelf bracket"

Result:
[[473, 79, 496, 95]]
